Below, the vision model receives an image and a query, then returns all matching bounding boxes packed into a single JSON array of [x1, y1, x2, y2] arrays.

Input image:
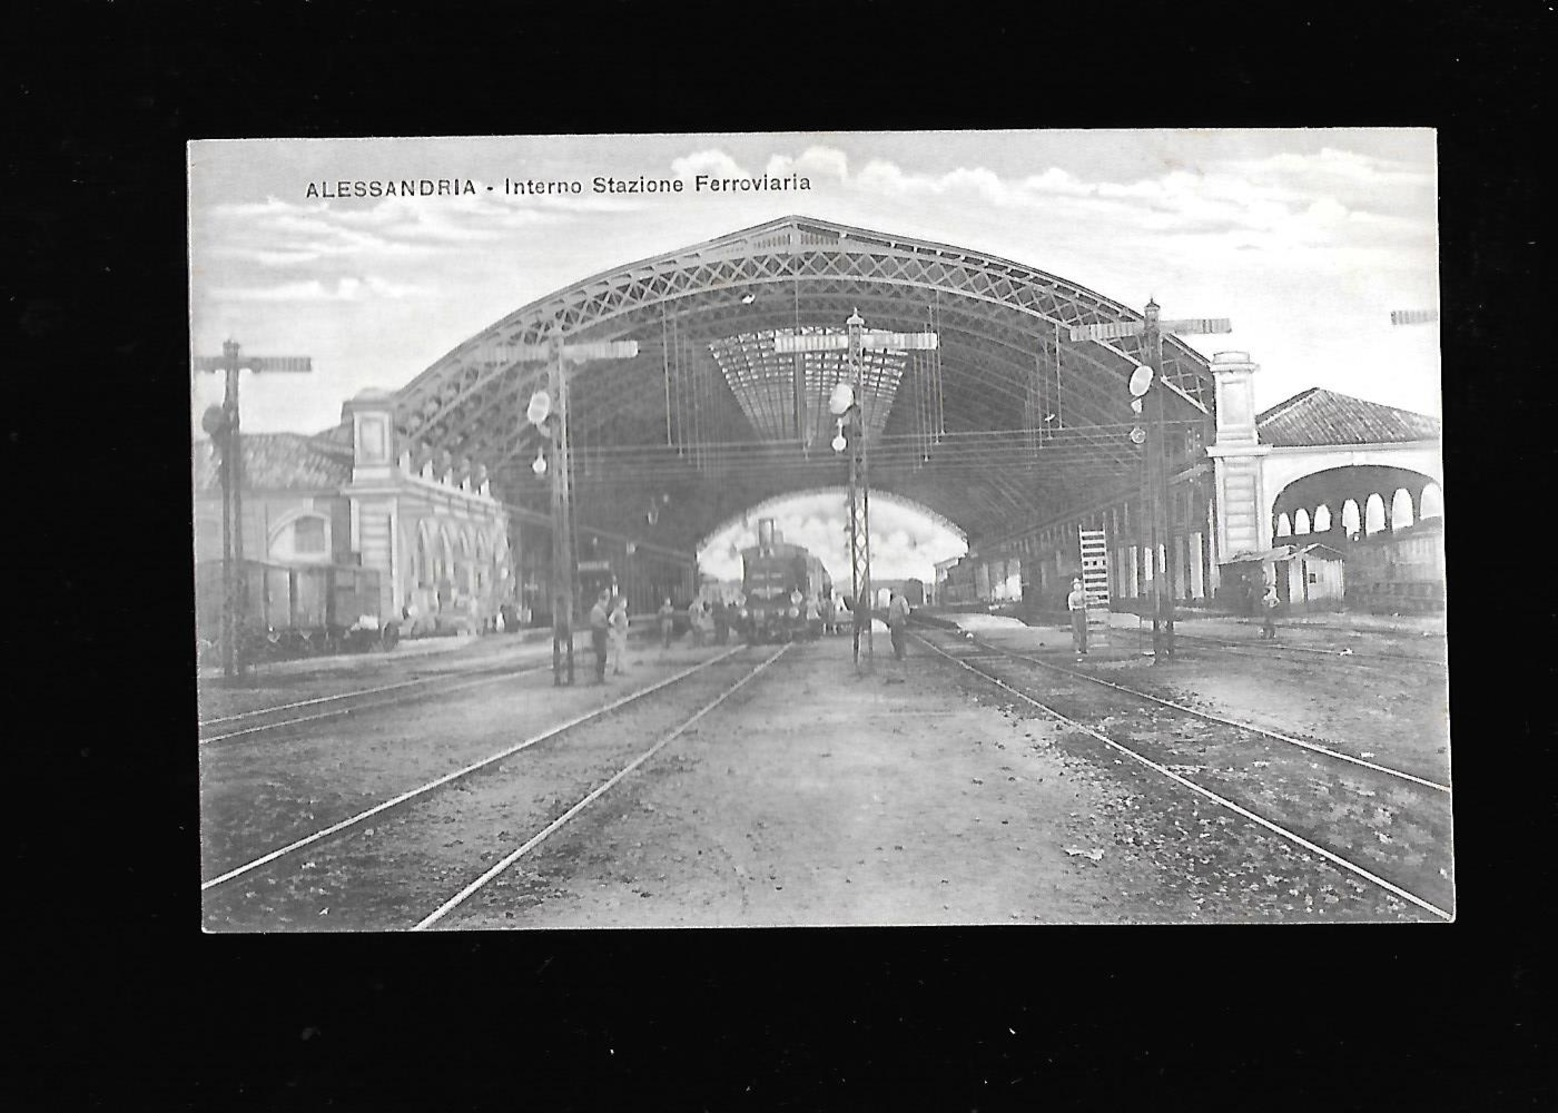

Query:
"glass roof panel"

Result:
[[708, 328, 907, 446]]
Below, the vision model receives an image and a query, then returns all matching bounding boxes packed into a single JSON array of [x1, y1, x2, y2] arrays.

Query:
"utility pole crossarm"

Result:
[[1069, 318, 1231, 343], [508, 340, 641, 362], [194, 355, 314, 373]]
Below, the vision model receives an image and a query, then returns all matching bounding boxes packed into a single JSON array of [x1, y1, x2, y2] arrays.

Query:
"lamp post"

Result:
[[515, 328, 639, 685], [194, 340, 312, 678]]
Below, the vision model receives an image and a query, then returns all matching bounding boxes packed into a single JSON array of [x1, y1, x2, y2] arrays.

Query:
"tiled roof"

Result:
[[193, 432, 354, 492], [311, 419, 356, 450], [1257, 388, 1441, 447]]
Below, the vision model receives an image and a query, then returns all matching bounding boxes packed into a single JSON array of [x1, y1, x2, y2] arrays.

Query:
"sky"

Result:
[[694, 490, 966, 588], [188, 129, 1440, 579]]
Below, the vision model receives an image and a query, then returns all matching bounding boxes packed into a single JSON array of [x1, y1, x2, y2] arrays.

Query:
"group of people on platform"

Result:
[[1064, 571, 1284, 656], [586, 585, 921, 681], [587, 589, 634, 684]]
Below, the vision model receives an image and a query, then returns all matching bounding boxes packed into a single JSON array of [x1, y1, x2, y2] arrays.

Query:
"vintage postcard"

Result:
[[191, 130, 1448, 930]]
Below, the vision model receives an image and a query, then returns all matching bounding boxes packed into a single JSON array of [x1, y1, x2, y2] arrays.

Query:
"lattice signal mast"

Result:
[[1071, 302, 1230, 663], [194, 341, 313, 678], [777, 311, 938, 668], [518, 329, 640, 685]]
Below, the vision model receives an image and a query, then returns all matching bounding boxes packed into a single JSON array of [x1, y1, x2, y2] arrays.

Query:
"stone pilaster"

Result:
[[341, 388, 400, 618], [1205, 351, 1271, 559]]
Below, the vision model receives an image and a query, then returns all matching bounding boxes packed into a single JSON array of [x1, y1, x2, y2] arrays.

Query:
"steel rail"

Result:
[[932, 629, 1450, 794], [1169, 631, 1447, 668], [197, 652, 556, 728], [413, 642, 791, 930], [197, 665, 552, 745], [200, 645, 747, 891], [916, 635, 1452, 921], [198, 676, 444, 727]]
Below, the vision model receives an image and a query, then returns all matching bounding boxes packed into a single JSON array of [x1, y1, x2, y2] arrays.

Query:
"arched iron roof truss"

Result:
[[394, 216, 1216, 549]]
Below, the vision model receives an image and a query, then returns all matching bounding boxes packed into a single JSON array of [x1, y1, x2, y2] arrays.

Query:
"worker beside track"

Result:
[[589, 589, 611, 684], [1067, 577, 1089, 657]]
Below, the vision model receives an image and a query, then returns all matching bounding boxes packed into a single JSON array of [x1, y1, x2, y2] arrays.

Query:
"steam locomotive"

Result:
[[733, 519, 834, 643]]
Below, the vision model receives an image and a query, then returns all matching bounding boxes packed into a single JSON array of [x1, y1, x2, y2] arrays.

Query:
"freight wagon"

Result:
[[196, 559, 395, 663]]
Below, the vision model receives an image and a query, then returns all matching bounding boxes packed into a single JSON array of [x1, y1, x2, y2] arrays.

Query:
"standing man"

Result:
[[609, 595, 630, 675], [713, 598, 729, 645], [589, 588, 611, 684], [658, 596, 676, 650], [1067, 576, 1089, 657], [1260, 581, 1280, 640], [688, 592, 705, 647], [887, 588, 911, 661]]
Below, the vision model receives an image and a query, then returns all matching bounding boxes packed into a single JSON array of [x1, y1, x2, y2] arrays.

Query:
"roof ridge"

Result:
[[1257, 386, 1320, 423]]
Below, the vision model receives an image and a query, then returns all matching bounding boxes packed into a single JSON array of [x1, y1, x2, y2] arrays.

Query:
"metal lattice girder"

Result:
[[392, 216, 1219, 550]]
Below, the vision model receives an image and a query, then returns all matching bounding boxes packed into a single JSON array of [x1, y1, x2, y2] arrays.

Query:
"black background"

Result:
[[9, 1, 1550, 1109]]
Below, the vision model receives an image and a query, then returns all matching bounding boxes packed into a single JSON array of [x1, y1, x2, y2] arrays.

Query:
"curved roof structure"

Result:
[[393, 215, 1217, 547]]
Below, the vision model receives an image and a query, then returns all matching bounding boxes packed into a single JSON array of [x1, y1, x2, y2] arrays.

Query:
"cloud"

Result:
[[210, 275, 430, 302], [764, 146, 850, 182], [670, 149, 751, 181], [655, 140, 1433, 257], [200, 190, 635, 273]]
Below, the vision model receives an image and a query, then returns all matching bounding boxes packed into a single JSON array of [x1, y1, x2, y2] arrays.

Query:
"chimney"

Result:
[[758, 518, 775, 550]]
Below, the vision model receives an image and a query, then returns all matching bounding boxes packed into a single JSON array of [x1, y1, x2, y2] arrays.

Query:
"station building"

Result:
[[193, 389, 517, 635], [193, 389, 700, 635]]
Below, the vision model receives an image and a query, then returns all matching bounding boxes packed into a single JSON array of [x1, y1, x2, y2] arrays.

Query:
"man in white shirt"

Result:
[[1067, 577, 1089, 656], [887, 589, 911, 660]]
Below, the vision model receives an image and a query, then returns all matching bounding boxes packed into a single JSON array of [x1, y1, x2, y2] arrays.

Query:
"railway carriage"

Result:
[[1344, 520, 1446, 614]]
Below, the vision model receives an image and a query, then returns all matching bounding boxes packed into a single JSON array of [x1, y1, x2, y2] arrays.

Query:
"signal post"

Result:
[[195, 341, 312, 678], [1071, 302, 1230, 664]]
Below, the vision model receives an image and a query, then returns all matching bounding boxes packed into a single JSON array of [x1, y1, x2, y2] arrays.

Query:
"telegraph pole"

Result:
[[519, 329, 639, 685], [1142, 300, 1174, 657], [550, 333, 577, 685], [195, 341, 312, 678], [778, 311, 938, 669], [1071, 303, 1230, 665], [846, 310, 873, 665]]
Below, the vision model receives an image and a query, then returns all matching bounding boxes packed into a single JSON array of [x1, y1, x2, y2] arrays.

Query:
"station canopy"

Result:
[[393, 216, 1217, 551]]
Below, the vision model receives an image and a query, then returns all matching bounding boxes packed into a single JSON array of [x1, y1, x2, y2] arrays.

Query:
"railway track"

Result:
[[1169, 630, 1447, 667], [414, 644, 788, 929], [201, 644, 783, 929], [914, 628, 1454, 920], [197, 660, 554, 744], [940, 612, 1445, 668]]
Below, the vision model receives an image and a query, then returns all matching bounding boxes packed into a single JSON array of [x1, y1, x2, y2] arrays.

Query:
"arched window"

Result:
[[268, 511, 330, 562], [1419, 483, 1444, 520], [1313, 504, 1332, 533], [1341, 499, 1361, 535], [1391, 488, 1415, 530], [1365, 493, 1387, 535], [416, 528, 432, 586], [1276, 512, 1292, 537], [1294, 508, 1311, 535]]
